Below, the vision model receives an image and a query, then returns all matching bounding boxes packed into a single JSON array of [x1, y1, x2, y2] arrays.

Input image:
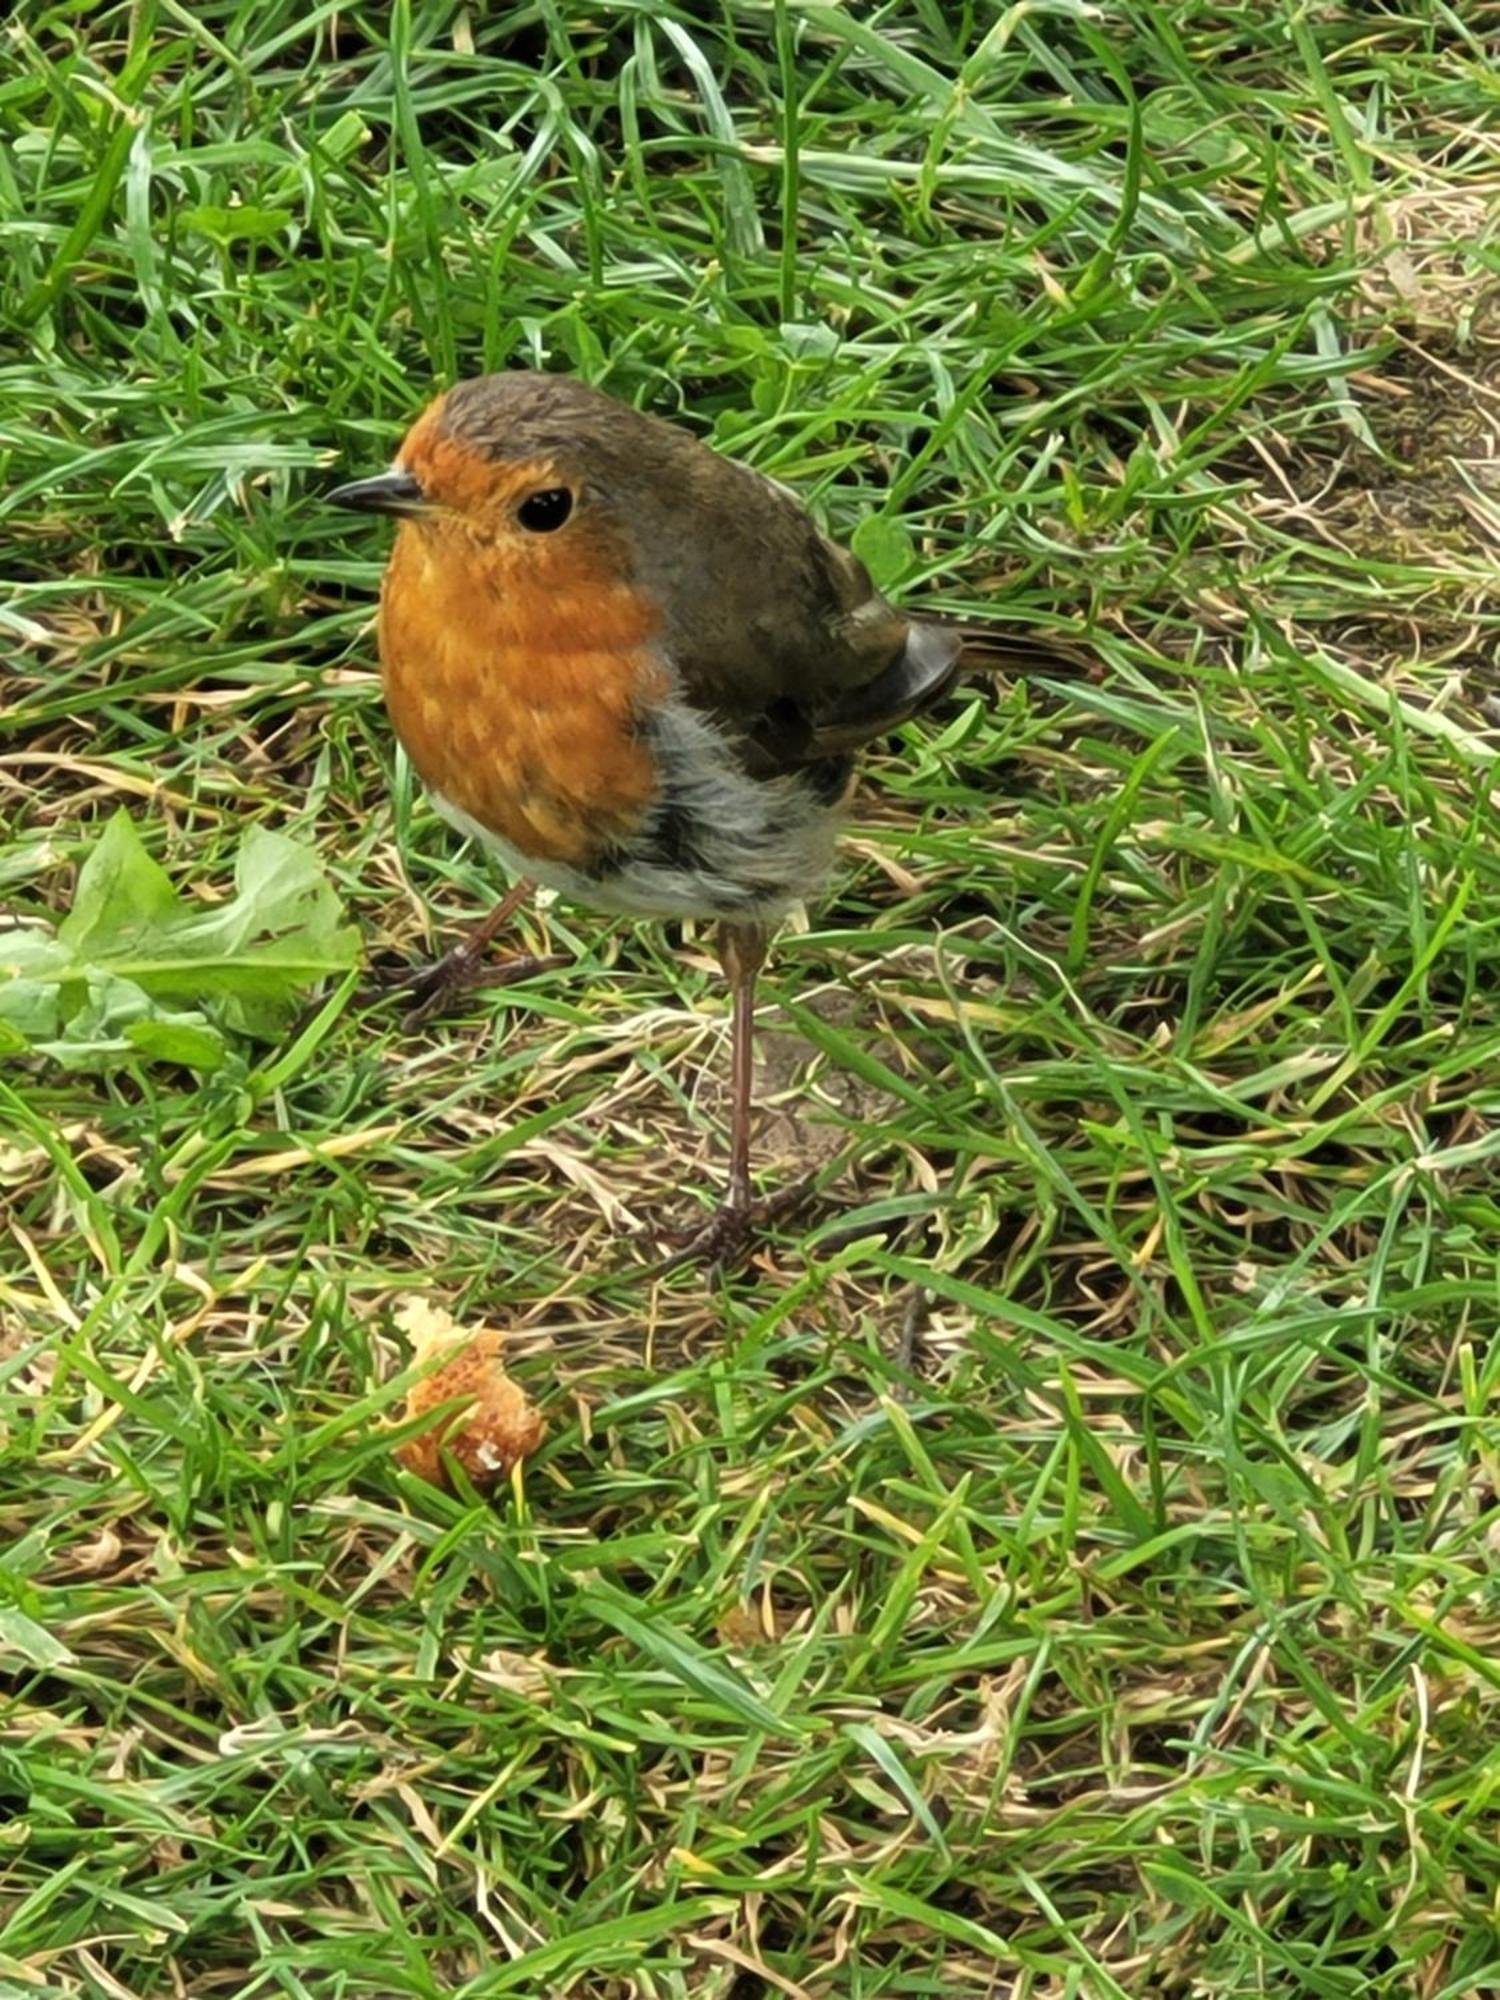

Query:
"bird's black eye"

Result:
[[517, 487, 573, 532]]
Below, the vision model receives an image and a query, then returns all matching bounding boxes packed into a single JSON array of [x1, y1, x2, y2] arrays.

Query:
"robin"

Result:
[[328, 372, 1078, 1266]]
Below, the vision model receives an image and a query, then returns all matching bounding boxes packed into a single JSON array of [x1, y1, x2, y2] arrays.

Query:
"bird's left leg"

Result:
[[371, 877, 568, 1027]]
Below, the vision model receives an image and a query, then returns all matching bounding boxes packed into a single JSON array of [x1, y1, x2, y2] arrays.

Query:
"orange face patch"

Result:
[[397, 403, 560, 519]]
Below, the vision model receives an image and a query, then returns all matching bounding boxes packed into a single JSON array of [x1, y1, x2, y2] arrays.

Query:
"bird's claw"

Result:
[[367, 946, 568, 1028], [645, 1178, 815, 1277]]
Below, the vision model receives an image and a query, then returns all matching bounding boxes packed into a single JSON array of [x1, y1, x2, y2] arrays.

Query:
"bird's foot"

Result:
[[368, 943, 569, 1028], [647, 1179, 815, 1277]]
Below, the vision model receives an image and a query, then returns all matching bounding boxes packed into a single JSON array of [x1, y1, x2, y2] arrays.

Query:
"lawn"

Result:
[[4, 3, 1500, 1995]]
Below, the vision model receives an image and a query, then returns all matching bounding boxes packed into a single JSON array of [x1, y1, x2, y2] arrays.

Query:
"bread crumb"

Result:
[[392, 1297, 545, 1492]]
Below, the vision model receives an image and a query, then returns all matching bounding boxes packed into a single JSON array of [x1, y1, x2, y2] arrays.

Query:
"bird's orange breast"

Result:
[[377, 524, 666, 869]]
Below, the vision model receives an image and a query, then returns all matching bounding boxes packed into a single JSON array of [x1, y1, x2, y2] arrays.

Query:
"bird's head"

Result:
[[326, 373, 656, 572]]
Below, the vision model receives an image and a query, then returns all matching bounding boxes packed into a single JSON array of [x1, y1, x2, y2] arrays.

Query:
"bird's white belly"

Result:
[[429, 698, 845, 923]]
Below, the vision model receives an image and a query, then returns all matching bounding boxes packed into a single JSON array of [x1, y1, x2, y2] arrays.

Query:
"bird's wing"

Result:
[[625, 441, 1089, 769], [798, 618, 963, 758]]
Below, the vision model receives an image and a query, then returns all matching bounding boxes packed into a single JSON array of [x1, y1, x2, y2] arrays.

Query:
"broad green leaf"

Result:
[[0, 936, 69, 1041], [4, 816, 358, 1069], [57, 810, 178, 959], [31, 971, 223, 1072], [125, 1016, 227, 1070], [850, 513, 916, 587], [780, 320, 841, 360], [179, 203, 293, 244]]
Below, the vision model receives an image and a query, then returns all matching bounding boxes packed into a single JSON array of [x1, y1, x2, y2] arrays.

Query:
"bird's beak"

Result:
[[326, 469, 428, 517]]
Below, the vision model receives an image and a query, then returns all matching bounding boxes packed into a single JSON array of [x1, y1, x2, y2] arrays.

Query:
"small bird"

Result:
[[329, 372, 1074, 1265]]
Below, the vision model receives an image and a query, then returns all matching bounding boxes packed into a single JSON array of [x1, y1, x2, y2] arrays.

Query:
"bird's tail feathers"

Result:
[[799, 618, 1093, 761], [947, 620, 1095, 684]]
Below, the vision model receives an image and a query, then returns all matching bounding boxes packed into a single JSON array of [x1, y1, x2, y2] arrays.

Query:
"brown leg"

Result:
[[650, 920, 811, 1273], [719, 918, 768, 1219], [371, 877, 568, 1026]]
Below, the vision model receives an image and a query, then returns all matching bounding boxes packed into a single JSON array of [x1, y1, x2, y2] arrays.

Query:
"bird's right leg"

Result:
[[649, 920, 813, 1273]]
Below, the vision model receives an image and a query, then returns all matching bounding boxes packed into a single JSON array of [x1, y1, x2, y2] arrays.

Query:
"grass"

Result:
[[5, 1, 1500, 1993]]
